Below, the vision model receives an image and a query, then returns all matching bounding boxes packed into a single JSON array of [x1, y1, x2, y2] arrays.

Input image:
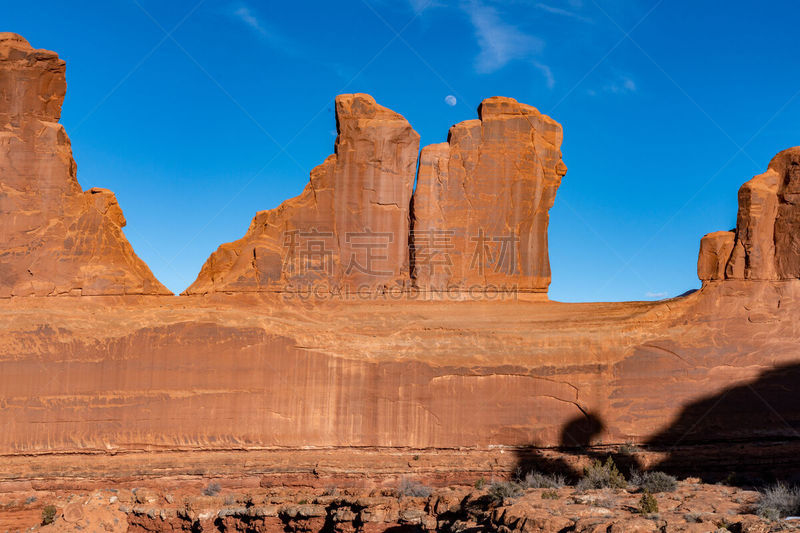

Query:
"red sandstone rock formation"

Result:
[[411, 97, 567, 294], [185, 94, 420, 295], [697, 230, 734, 281], [698, 147, 800, 282], [0, 33, 170, 297], [5, 33, 800, 499], [188, 95, 566, 297]]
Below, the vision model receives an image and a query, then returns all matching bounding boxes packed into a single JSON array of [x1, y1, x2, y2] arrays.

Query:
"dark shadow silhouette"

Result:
[[514, 412, 643, 482], [560, 412, 605, 448], [514, 363, 800, 486], [646, 362, 800, 484]]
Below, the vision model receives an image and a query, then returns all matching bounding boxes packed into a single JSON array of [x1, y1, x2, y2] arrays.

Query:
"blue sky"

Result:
[[7, 1, 800, 301]]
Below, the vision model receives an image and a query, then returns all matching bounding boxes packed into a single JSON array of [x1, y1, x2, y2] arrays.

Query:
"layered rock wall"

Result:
[[0, 33, 170, 297]]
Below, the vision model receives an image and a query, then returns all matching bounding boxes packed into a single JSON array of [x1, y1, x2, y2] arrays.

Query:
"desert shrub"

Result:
[[630, 470, 677, 493], [487, 481, 523, 502], [41, 505, 57, 525], [398, 478, 432, 498], [25, 496, 37, 505], [618, 441, 641, 454], [637, 492, 658, 515], [541, 489, 559, 500], [594, 493, 617, 509], [203, 482, 221, 496], [520, 471, 566, 489], [756, 483, 800, 520], [576, 457, 626, 490], [474, 477, 486, 489]]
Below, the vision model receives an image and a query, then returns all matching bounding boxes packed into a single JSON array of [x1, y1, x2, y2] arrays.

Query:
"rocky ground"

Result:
[[1, 478, 797, 533]]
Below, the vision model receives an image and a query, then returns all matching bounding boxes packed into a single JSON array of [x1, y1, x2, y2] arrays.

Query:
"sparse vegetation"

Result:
[[541, 489, 559, 500], [594, 494, 617, 509], [398, 478, 432, 498], [203, 482, 221, 496], [519, 471, 566, 489], [487, 480, 523, 502], [756, 483, 800, 521], [474, 477, 486, 489], [637, 492, 658, 515], [576, 457, 627, 490], [618, 441, 642, 454], [630, 470, 677, 493], [41, 505, 57, 525]]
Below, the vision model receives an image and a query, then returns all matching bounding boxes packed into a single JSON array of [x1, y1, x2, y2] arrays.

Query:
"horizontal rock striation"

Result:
[[0, 33, 170, 297]]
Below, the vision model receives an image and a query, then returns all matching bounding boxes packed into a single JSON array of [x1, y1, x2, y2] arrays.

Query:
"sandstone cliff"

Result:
[[185, 94, 420, 295], [411, 97, 567, 293], [187, 96, 566, 296], [0, 33, 170, 297], [4, 33, 800, 494], [698, 147, 800, 282]]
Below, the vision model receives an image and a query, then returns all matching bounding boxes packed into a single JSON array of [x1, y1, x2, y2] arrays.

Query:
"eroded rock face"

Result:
[[185, 93, 420, 295], [0, 33, 170, 297], [697, 231, 734, 281], [701, 147, 800, 283], [411, 97, 567, 294]]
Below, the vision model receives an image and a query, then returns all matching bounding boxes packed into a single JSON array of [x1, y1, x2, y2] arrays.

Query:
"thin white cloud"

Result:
[[645, 291, 668, 298], [589, 74, 637, 96], [535, 2, 593, 23], [462, 0, 544, 74], [533, 61, 555, 89], [605, 75, 637, 94], [233, 6, 266, 36], [623, 77, 636, 92]]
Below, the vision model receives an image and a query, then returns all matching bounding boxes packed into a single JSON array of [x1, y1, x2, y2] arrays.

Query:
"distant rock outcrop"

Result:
[[188, 95, 566, 297], [411, 97, 567, 294], [0, 33, 170, 296], [185, 94, 420, 295], [698, 147, 800, 282]]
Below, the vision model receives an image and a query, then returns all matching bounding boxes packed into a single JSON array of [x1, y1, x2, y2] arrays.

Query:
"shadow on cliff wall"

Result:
[[645, 362, 800, 484], [514, 412, 643, 482], [514, 363, 800, 484]]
